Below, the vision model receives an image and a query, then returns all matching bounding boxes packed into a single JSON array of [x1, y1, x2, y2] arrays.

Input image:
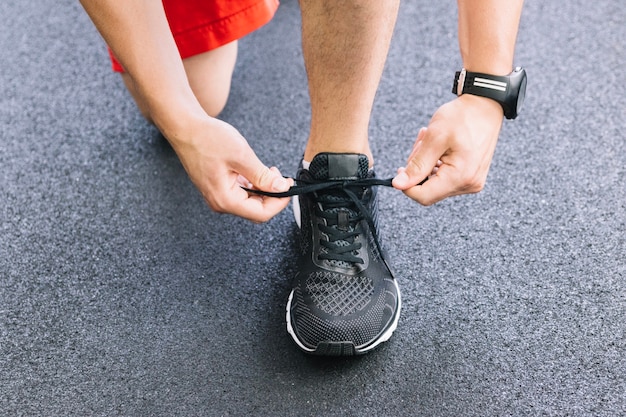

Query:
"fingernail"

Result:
[[272, 177, 289, 192], [394, 171, 409, 186]]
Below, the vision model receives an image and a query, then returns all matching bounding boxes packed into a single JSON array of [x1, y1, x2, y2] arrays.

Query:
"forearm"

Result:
[[79, 0, 207, 142], [457, 0, 524, 75]]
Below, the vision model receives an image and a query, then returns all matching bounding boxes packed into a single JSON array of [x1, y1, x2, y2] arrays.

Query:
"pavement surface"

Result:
[[1, 0, 625, 416]]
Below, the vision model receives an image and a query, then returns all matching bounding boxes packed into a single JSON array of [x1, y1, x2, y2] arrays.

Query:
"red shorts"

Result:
[[109, 0, 279, 72]]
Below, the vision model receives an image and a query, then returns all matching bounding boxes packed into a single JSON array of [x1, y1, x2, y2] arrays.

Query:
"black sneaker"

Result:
[[286, 153, 401, 356]]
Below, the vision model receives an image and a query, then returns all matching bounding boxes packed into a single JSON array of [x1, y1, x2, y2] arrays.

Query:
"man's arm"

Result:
[[79, 0, 291, 222], [392, 0, 524, 205]]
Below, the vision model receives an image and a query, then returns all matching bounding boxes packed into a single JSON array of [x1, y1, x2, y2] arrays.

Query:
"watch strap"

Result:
[[452, 69, 509, 102]]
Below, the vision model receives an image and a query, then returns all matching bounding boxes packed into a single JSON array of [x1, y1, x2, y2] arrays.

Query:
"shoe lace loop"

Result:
[[244, 177, 394, 267]]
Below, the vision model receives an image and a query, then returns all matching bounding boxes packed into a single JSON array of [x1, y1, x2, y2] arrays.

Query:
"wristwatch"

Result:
[[452, 67, 527, 119]]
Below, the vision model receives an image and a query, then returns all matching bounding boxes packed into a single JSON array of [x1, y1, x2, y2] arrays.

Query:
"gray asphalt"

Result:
[[1, 0, 625, 416]]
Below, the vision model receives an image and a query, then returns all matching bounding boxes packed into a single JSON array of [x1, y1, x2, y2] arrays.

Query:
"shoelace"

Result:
[[244, 177, 394, 269]]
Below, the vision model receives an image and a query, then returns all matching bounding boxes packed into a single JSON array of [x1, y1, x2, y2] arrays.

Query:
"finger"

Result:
[[407, 127, 428, 162], [230, 163, 293, 222], [393, 127, 446, 190], [228, 185, 292, 223], [236, 175, 252, 189], [396, 160, 441, 178], [237, 157, 291, 193], [268, 166, 294, 188], [237, 167, 289, 191], [402, 163, 458, 206]]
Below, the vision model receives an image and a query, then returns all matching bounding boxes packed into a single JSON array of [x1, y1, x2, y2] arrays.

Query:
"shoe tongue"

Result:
[[308, 153, 369, 180]]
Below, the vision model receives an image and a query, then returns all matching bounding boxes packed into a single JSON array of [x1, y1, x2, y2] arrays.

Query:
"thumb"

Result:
[[393, 127, 442, 190], [240, 158, 290, 193]]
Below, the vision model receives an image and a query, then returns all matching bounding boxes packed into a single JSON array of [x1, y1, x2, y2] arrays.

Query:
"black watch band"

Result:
[[452, 67, 527, 120]]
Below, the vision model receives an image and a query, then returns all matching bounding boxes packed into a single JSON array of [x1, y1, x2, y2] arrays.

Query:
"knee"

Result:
[[184, 41, 238, 118], [198, 89, 230, 118]]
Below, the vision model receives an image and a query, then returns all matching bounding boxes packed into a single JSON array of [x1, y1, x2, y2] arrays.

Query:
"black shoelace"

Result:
[[244, 177, 394, 269]]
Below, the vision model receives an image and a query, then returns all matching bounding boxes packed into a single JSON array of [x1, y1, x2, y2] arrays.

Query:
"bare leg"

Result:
[[299, 0, 400, 165], [122, 40, 238, 121]]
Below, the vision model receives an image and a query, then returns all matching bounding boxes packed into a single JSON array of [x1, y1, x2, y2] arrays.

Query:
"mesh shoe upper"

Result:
[[288, 153, 400, 354]]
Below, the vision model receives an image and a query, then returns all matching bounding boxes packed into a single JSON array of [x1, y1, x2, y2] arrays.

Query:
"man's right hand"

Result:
[[79, 1, 291, 222], [169, 117, 293, 223]]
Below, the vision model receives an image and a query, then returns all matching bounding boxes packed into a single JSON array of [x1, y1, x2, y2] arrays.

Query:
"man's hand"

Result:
[[392, 94, 504, 205], [393, 0, 524, 205], [79, 0, 292, 223], [170, 117, 293, 223]]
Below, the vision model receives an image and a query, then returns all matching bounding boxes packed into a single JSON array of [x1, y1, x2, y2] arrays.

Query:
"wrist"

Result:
[[453, 66, 527, 119], [150, 98, 214, 147], [461, 51, 513, 76], [462, 62, 512, 77], [458, 93, 503, 118]]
